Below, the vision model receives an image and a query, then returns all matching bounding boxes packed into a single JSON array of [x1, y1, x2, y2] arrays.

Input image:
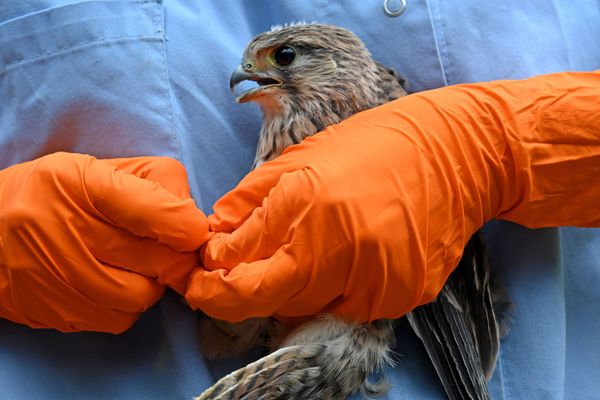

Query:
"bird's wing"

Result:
[[195, 318, 396, 400], [406, 232, 500, 400], [195, 345, 324, 400]]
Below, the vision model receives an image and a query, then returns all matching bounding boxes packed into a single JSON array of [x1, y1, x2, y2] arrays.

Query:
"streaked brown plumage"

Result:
[[196, 23, 508, 400], [230, 22, 406, 168]]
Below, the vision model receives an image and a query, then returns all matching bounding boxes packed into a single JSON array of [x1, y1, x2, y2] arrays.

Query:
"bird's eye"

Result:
[[273, 46, 296, 66]]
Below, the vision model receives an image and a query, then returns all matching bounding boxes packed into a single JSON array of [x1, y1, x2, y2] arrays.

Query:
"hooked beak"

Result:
[[229, 64, 283, 103]]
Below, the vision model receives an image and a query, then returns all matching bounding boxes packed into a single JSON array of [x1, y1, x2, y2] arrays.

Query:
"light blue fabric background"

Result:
[[0, 1, 598, 399]]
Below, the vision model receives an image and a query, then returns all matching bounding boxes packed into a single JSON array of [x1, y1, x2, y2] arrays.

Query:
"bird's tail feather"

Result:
[[406, 287, 491, 400], [406, 232, 501, 400]]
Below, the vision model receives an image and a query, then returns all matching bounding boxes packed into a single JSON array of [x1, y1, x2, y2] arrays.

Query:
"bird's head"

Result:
[[230, 23, 407, 166]]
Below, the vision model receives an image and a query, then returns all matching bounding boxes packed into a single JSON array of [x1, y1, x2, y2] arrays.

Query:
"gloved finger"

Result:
[[208, 136, 326, 232], [73, 259, 166, 314], [7, 265, 153, 333], [82, 156, 210, 252], [82, 219, 199, 294], [194, 168, 351, 321], [5, 222, 164, 327], [101, 156, 193, 200], [39, 230, 165, 313], [97, 157, 203, 292], [203, 169, 312, 270], [187, 243, 312, 322]]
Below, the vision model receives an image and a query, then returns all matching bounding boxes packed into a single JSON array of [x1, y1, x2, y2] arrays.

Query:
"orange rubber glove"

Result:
[[186, 71, 600, 323], [0, 152, 209, 333]]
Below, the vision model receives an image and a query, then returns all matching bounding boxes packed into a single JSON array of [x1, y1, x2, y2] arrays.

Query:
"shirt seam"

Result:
[[0, 34, 161, 76], [426, 0, 451, 86]]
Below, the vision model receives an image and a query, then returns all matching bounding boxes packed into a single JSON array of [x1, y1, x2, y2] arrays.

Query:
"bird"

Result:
[[196, 23, 509, 400]]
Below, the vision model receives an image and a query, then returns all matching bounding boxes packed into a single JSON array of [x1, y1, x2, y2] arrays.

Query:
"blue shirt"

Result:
[[0, 1, 599, 398]]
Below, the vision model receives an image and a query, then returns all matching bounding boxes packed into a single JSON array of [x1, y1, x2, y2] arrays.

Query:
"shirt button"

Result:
[[383, 0, 407, 17]]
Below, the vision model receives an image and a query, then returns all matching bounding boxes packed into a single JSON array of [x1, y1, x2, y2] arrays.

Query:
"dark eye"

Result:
[[273, 46, 296, 66]]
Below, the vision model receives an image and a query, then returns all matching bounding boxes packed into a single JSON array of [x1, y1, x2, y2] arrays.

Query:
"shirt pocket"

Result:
[[0, 0, 181, 168]]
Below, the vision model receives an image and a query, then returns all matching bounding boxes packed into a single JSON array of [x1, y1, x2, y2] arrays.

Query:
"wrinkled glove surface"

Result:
[[187, 71, 600, 323], [0, 153, 209, 333]]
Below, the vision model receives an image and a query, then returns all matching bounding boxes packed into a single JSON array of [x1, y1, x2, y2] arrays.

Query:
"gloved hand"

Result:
[[0, 152, 209, 333], [186, 71, 600, 323]]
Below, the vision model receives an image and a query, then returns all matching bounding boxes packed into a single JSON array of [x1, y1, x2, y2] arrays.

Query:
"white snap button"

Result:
[[383, 0, 407, 17]]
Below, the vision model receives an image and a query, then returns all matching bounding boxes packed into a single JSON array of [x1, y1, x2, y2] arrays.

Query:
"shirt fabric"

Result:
[[0, 1, 598, 399]]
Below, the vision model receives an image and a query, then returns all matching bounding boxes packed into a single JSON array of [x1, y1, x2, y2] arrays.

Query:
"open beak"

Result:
[[229, 64, 283, 103]]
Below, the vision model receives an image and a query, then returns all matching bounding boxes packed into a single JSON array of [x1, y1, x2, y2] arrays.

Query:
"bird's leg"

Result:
[[198, 316, 286, 359]]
